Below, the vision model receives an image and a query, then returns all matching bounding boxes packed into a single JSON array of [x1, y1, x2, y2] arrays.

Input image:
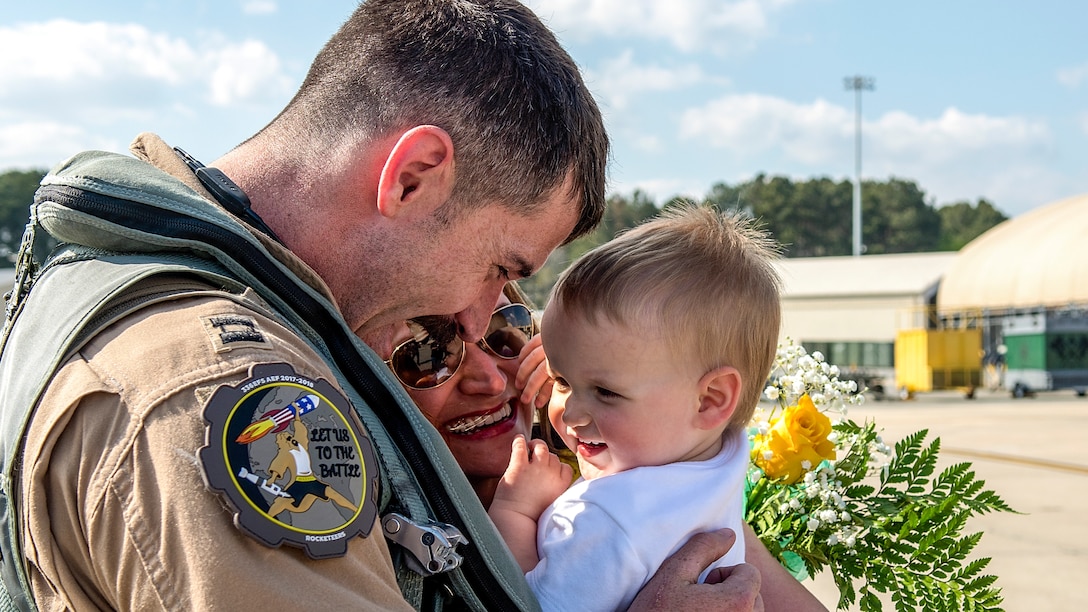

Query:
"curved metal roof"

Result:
[[937, 193, 1088, 312]]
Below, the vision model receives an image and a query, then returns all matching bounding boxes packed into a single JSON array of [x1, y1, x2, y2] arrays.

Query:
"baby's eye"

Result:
[[595, 387, 621, 399], [552, 377, 570, 391]]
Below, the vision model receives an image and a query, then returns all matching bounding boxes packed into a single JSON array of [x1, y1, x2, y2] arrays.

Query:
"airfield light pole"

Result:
[[844, 75, 874, 257]]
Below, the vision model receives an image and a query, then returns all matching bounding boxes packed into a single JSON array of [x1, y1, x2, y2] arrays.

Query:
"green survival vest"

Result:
[[0, 151, 538, 611]]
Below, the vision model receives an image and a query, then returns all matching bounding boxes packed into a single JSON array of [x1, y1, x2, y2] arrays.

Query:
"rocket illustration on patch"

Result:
[[235, 394, 320, 444]]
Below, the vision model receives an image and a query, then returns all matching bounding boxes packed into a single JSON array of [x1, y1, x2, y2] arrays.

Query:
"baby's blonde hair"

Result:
[[549, 202, 782, 430]]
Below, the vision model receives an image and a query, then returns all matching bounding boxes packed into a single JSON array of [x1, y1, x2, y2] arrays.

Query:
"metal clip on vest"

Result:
[[382, 513, 468, 576]]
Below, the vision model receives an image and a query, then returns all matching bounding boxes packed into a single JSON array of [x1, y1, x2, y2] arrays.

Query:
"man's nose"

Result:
[[454, 284, 505, 341]]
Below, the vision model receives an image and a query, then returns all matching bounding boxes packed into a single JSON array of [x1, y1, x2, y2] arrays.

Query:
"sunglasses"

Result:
[[387, 303, 536, 390]]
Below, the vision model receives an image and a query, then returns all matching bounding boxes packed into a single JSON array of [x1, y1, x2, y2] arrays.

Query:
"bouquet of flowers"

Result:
[[746, 339, 1016, 612]]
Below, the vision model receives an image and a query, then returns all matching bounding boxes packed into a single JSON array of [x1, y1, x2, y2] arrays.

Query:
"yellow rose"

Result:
[[754, 394, 836, 484]]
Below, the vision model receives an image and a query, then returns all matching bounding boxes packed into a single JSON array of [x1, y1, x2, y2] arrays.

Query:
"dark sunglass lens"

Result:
[[484, 305, 534, 358], [390, 329, 464, 388]]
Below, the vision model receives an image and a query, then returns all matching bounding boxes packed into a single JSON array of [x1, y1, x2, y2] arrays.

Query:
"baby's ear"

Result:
[[695, 366, 742, 430]]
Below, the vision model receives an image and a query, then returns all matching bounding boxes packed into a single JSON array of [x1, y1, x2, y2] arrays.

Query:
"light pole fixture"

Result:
[[844, 75, 874, 257]]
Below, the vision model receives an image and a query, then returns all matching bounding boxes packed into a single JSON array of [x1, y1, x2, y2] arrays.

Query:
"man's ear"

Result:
[[376, 125, 455, 219], [694, 366, 742, 430]]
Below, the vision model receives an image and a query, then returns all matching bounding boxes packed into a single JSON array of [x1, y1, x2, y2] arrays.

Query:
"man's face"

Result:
[[361, 185, 579, 359]]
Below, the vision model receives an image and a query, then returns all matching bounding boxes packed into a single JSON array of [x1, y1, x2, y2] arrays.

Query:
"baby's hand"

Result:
[[492, 435, 572, 519], [516, 335, 553, 410]]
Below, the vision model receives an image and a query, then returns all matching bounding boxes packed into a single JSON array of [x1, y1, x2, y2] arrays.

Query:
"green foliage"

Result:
[[861, 179, 942, 254], [743, 174, 854, 257], [748, 342, 1017, 612], [937, 199, 1009, 251], [749, 422, 1015, 611], [513, 176, 1009, 305], [0, 169, 47, 261]]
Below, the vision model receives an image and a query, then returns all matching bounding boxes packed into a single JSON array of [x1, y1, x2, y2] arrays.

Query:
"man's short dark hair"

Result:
[[271, 0, 607, 242]]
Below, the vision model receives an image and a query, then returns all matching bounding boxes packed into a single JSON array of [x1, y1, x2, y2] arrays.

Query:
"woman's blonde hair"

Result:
[[548, 202, 782, 430]]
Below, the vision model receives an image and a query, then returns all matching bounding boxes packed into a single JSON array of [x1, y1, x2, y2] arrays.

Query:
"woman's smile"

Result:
[[443, 400, 518, 437]]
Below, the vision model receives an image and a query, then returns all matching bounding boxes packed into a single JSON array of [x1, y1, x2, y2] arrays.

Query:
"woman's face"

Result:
[[398, 294, 535, 482]]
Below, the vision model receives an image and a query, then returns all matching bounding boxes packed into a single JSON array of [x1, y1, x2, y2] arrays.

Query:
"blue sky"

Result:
[[2, 0, 1086, 218]]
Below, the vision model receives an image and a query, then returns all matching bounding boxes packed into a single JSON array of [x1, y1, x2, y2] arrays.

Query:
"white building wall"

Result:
[[781, 294, 929, 344]]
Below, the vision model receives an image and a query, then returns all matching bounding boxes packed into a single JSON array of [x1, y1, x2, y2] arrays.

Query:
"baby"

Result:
[[488, 203, 783, 611]]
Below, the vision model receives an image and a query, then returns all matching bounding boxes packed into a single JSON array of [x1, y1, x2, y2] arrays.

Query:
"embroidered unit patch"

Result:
[[199, 362, 379, 558]]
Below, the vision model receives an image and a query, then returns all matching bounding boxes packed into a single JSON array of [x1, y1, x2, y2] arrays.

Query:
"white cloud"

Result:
[[0, 20, 196, 86], [679, 94, 849, 164], [528, 0, 793, 54], [870, 107, 1049, 162], [679, 94, 1055, 214], [1057, 61, 1088, 88], [0, 20, 292, 110], [587, 50, 707, 110], [207, 40, 292, 106], [242, 0, 279, 15], [0, 121, 122, 169], [681, 95, 1049, 165]]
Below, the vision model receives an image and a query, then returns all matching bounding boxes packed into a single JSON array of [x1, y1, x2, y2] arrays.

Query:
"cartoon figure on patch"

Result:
[[200, 362, 378, 559], [265, 410, 358, 518]]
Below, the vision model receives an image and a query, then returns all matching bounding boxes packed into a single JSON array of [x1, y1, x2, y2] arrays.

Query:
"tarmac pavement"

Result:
[[795, 388, 1087, 611]]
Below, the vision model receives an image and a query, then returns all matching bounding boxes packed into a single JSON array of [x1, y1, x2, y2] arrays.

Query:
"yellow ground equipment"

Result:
[[894, 328, 982, 398]]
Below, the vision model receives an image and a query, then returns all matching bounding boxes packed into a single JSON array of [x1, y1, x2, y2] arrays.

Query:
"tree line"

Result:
[[519, 175, 1007, 305], [0, 169, 1007, 306]]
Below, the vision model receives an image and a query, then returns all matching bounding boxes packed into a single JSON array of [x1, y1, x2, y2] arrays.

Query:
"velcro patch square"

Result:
[[202, 314, 272, 352]]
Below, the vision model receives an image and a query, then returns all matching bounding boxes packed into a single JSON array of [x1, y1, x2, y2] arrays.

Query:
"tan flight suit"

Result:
[[16, 135, 412, 611]]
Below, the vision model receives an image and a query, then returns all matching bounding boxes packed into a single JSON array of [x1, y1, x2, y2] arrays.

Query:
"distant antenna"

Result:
[[844, 75, 875, 257]]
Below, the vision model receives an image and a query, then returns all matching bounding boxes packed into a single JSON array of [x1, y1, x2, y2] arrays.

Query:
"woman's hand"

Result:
[[516, 334, 553, 409]]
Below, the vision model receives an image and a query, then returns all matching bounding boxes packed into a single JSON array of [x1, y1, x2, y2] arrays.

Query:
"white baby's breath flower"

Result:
[[832, 492, 845, 508], [746, 338, 1012, 609]]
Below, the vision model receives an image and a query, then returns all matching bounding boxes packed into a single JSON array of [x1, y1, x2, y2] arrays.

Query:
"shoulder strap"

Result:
[[0, 245, 244, 612]]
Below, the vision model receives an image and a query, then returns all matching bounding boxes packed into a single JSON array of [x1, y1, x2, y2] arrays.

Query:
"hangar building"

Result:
[[775, 192, 1088, 395]]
